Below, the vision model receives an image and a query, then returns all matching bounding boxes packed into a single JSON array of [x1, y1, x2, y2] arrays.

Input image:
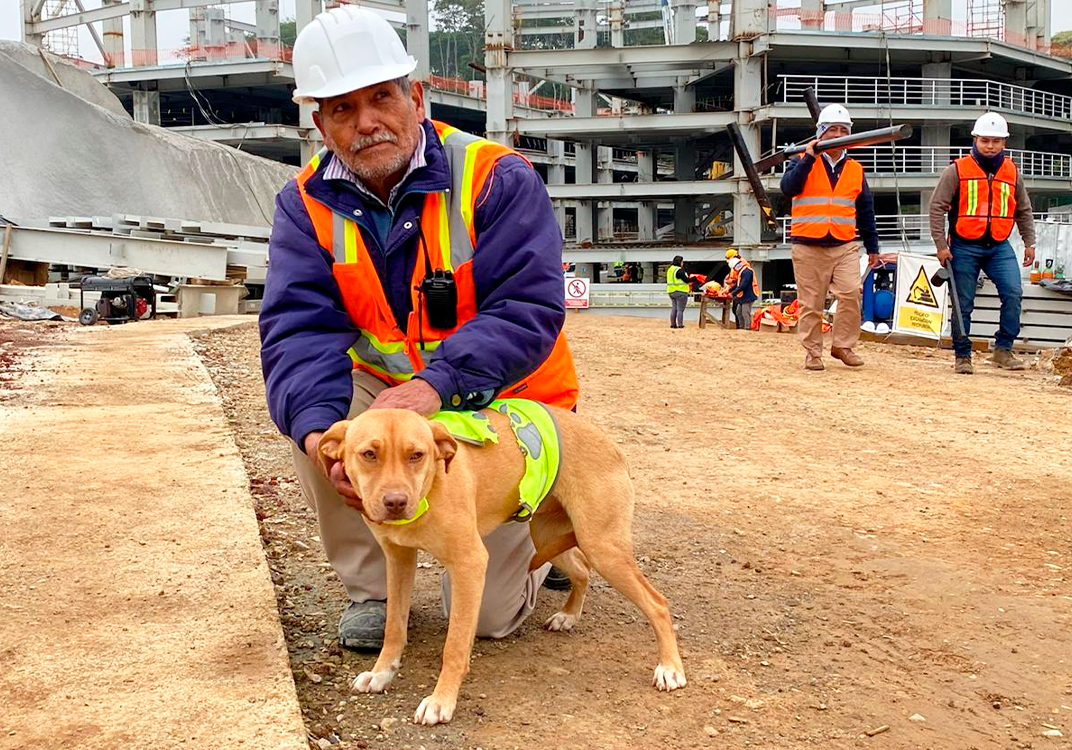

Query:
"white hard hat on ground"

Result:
[[292, 6, 417, 104], [971, 112, 1010, 138], [817, 103, 853, 127]]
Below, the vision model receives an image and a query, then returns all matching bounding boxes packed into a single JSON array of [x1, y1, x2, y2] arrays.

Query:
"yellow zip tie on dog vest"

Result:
[[384, 400, 561, 526]]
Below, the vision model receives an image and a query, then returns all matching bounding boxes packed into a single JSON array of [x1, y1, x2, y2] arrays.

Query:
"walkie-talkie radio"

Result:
[[420, 268, 457, 330], [416, 223, 458, 343]]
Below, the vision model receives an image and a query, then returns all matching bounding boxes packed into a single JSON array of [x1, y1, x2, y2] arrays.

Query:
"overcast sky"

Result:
[[1, 1, 1070, 63]]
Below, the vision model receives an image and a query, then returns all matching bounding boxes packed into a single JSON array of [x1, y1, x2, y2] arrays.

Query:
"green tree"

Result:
[[281, 19, 297, 48]]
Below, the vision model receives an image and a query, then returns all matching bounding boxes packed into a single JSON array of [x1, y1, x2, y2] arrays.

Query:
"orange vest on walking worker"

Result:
[[790, 158, 864, 242], [953, 155, 1018, 243], [293, 119, 578, 410]]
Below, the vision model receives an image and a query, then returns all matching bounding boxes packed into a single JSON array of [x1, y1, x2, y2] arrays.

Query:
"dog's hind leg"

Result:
[[544, 547, 590, 632], [569, 481, 686, 691], [352, 542, 416, 694]]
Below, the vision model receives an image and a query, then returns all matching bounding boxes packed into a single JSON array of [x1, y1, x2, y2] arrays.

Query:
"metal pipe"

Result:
[[754, 124, 913, 173], [725, 123, 777, 230]]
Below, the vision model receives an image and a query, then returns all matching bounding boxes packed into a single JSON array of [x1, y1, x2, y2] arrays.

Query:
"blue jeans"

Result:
[[949, 238, 1022, 357]]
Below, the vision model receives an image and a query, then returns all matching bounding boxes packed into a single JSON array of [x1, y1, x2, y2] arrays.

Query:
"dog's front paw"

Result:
[[413, 694, 456, 725], [544, 611, 577, 632], [652, 663, 687, 692], [351, 669, 395, 694]]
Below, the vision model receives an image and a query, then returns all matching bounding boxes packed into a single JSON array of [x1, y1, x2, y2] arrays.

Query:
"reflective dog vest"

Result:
[[383, 399, 561, 526]]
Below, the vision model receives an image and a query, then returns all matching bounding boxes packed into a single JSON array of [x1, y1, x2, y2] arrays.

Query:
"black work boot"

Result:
[[542, 565, 572, 591], [339, 600, 386, 651]]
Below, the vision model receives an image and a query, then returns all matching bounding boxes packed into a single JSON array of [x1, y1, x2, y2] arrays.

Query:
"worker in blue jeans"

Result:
[[928, 113, 1036, 375]]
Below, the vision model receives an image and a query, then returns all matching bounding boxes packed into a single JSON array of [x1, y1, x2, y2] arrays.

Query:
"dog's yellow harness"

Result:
[[382, 399, 561, 526]]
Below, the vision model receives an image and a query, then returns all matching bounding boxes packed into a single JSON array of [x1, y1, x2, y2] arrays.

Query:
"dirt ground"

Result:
[[184, 315, 1072, 750]]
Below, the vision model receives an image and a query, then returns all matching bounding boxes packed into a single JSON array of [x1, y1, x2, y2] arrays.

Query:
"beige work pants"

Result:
[[290, 370, 550, 638], [791, 240, 864, 359]]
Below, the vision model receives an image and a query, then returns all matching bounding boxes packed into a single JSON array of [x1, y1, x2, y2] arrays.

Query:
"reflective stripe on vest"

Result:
[[954, 155, 1018, 242], [293, 121, 580, 410], [790, 158, 863, 242], [666, 264, 689, 294]]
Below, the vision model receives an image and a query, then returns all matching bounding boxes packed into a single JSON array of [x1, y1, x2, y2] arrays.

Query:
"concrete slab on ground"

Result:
[[0, 317, 306, 750]]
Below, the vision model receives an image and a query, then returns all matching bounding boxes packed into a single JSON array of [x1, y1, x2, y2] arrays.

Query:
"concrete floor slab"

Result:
[[0, 317, 306, 750]]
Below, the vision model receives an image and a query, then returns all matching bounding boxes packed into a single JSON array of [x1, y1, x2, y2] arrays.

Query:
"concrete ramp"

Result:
[[0, 41, 292, 227], [0, 318, 307, 750]]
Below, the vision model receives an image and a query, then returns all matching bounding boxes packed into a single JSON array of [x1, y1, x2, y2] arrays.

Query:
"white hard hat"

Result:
[[971, 112, 1010, 138], [817, 103, 853, 127], [291, 6, 417, 104]]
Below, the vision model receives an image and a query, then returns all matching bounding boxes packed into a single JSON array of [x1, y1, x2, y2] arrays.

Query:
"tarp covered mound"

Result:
[[0, 41, 293, 227]]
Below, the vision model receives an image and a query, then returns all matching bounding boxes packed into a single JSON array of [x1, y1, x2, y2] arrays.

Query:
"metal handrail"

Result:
[[777, 212, 1064, 244], [780, 74, 1072, 120], [772, 146, 1072, 179]]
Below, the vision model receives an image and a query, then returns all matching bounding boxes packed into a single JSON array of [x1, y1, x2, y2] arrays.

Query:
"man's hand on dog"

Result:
[[369, 378, 442, 415], [305, 431, 362, 508]]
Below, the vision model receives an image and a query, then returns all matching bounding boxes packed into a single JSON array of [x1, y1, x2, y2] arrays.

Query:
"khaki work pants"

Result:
[[791, 240, 863, 359], [291, 370, 550, 639]]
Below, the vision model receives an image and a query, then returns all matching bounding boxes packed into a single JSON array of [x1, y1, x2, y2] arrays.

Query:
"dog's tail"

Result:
[[528, 532, 578, 572]]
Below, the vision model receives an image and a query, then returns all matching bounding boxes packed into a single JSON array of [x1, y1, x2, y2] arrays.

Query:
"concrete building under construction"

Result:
[[19, 0, 1068, 293]]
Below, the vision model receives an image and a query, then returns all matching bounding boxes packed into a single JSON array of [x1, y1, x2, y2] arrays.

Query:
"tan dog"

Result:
[[317, 405, 686, 725]]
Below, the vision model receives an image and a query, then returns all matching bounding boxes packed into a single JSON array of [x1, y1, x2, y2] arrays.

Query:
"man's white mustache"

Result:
[[349, 132, 397, 153]]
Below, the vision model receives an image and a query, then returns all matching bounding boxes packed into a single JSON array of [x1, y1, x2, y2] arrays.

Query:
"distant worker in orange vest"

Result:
[[259, 7, 578, 652], [929, 112, 1035, 375], [780, 104, 881, 371], [728, 256, 760, 330]]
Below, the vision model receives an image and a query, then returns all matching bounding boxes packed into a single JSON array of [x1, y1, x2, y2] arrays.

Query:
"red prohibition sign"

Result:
[[568, 279, 587, 297]]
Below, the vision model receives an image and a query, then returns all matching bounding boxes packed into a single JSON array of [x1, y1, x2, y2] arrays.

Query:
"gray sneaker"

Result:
[[991, 348, 1025, 371], [339, 600, 386, 651]]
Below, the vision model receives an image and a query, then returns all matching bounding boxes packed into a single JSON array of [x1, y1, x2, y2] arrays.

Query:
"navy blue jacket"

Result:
[[780, 153, 880, 255], [260, 120, 566, 447]]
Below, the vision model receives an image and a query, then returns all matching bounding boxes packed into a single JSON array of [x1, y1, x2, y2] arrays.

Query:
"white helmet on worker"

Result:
[[971, 112, 1010, 139], [291, 6, 417, 104], [817, 104, 853, 129]]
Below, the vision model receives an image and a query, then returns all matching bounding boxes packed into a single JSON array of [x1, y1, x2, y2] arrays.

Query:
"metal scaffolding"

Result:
[[17, 0, 1070, 275]]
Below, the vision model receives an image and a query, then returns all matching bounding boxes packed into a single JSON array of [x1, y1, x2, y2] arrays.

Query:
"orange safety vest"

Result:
[[953, 155, 1018, 242], [790, 157, 863, 242], [293, 120, 578, 410], [726, 260, 760, 298]]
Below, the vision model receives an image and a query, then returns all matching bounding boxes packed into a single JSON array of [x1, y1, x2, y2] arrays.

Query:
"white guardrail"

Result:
[[771, 146, 1072, 179], [781, 74, 1072, 120]]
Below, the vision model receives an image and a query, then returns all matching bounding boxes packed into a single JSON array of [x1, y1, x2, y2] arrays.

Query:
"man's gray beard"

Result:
[[326, 131, 416, 183]]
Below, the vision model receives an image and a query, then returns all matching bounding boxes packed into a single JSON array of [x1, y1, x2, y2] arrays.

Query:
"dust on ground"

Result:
[[192, 315, 1072, 750]]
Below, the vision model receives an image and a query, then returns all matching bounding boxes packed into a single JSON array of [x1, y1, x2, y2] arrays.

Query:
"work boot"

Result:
[[804, 356, 825, 371], [954, 356, 974, 375], [991, 348, 1025, 371], [830, 347, 865, 368], [339, 600, 386, 651], [542, 565, 572, 591]]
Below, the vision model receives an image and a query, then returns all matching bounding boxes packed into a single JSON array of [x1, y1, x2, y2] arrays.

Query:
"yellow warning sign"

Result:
[[906, 267, 939, 308], [897, 305, 943, 337]]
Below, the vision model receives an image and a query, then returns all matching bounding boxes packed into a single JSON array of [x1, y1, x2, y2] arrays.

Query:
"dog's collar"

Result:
[[381, 497, 430, 526]]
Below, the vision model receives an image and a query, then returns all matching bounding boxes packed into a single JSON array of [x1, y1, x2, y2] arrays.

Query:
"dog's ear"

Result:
[[315, 420, 351, 475], [429, 420, 458, 474]]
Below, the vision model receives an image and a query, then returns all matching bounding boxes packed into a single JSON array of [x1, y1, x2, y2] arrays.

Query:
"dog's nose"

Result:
[[382, 492, 408, 512]]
